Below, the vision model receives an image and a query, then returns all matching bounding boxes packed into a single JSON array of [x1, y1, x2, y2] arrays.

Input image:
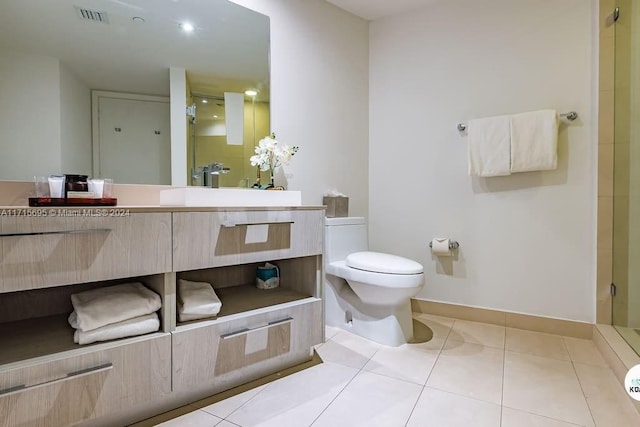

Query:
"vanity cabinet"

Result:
[[0, 334, 171, 427], [172, 210, 324, 271], [0, 205, 324, 426], [171, 208, 324, 393], [173, 299, 322, 393], [0, 213, 172, 292]]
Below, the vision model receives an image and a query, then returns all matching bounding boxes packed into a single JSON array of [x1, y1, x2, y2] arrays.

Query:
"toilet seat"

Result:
[[327, 261, 424, 289], [346, 251, 424, 275]]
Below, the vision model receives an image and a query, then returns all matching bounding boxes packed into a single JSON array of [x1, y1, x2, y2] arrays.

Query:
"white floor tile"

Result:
[[216, 421, 241, 427], [501, 407, 584, 426], [506, 328, 570, 361], [448, 319, 505, 349], [406, 387, 501, 427], [563, 337, 608, 367], [325, 325, 341, 341], [362, 338, 444, 385], [311, 370, 422, 427], [503, 352, 594, 426], [426, 340, 504, 404], [225, 361, 358, 427], [155, 410, 223, 426], [573, 362, 640, 426], [413, 313, 455, 340], [315, 330, 381, 369], [200, 385, 268, 418]]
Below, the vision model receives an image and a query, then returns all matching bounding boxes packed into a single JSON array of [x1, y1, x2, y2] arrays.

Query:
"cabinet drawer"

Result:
[[173, 210, 324, 271], [0, 213, 172, 292], [172, 299, 322, 392], [0, 334, 171, 427]]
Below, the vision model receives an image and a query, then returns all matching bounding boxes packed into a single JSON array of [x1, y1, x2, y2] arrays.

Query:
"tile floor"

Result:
[[140, 314, 640, 426]]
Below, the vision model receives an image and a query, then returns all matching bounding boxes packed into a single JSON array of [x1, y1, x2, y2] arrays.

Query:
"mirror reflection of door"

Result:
[[93, 92, 170, 185]]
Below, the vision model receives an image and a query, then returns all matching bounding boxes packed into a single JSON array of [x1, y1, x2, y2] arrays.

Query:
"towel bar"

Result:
[[457, 111, 578, 132]]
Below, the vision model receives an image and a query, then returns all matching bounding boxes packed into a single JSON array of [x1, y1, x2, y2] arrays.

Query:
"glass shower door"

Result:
[[612, 0, 640, 355]]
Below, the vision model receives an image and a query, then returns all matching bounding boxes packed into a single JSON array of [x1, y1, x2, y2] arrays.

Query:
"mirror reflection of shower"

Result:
[[188, 93, 270, 188]]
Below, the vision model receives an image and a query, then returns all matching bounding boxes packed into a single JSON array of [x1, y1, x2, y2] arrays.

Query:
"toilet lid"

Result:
[[345, 251, 423, 275]]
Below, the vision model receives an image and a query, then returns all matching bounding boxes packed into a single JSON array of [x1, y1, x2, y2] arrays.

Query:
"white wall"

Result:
[[369, 0, 596, 322], [59, 62, 91, 175], [230, 0, 370, 216], [0, 49, 62, 179]]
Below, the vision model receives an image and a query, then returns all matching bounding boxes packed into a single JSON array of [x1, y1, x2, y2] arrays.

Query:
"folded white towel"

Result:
[[74, 313, 159, 345], [69, 282, 161, 332], [177, 302, 219, 322], [177, 279, 222, 321], [510, 109, 558, 172], [467, 115, 511, 177]]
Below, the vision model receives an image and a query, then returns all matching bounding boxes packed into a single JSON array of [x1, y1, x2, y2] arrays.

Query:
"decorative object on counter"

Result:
[[67, 282, 161, 345], [256, 262, 280, 289], [323, 189, 349, 218], [250, 133, 298, 189], [177, 279, 222, 322], [34, 175, 50, 197], [47, 175, 64, 198], [30, 174, 117, 206], [88, 178, 105, 198]]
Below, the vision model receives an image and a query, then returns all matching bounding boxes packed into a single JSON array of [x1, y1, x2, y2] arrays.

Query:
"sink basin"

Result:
[[159, 187, 302, 207]]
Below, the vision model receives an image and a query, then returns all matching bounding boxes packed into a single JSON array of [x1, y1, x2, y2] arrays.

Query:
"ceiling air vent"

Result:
[[74, 6, 109, 24]]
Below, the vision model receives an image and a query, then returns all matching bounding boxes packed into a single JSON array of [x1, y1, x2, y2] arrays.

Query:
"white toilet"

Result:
[[324, 217, 425, 346]]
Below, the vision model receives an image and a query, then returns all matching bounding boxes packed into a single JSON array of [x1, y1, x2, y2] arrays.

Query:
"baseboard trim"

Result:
[[411, 299, 592, 339]]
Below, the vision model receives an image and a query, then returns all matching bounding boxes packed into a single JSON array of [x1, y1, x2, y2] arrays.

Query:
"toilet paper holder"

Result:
[[428, 240, 460, 250]]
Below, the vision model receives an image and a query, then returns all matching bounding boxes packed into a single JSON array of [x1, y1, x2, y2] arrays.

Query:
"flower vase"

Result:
[[266, 169, 275, 189]]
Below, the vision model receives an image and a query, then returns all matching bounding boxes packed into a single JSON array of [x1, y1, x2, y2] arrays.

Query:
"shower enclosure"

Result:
[[612, 0, 640, 355], [187, 94, 270, 188]]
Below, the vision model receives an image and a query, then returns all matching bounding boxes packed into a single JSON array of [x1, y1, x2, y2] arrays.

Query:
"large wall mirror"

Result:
[[0, 0, 270, 187]]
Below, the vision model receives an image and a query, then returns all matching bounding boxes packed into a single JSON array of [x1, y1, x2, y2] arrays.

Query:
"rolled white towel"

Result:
[[177, 279, 222, 321], [74, 313, 160, 345], [69, 282, 161, 332]]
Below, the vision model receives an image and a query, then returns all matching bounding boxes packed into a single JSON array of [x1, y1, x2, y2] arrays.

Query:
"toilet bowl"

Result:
[[324, 217, 424, 346]]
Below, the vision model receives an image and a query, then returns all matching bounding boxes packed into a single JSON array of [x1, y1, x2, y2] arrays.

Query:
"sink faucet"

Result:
[[198, 162, 230, 188]]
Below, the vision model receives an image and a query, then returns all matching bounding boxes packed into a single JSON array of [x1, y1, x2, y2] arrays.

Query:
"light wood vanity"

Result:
[[0, 205, 324, 427]]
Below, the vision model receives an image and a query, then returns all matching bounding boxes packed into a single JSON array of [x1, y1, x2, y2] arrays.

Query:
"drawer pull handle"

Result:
[[0, 228, 111, 238], [0, 362, 113, 397], [221, 221, 294, 228], [220, 317, 293, 339]]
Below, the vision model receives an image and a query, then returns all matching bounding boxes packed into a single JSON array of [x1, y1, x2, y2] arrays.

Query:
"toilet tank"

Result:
[[324, 217, 368, 264]]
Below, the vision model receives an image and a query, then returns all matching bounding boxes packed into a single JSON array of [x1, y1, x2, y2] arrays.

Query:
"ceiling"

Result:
[[325, 0, 436, 21], [0, 0, 270, 100]]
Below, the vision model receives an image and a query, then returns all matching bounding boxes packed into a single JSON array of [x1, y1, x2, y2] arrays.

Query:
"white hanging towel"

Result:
[[467, 115, 511, 177], [510, 109, 558, 172]]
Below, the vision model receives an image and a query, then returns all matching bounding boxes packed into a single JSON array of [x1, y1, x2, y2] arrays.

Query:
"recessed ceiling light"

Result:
[[179, 22, 194, 33], [244, 90, 258, 96], [201, 99, 208, 104]]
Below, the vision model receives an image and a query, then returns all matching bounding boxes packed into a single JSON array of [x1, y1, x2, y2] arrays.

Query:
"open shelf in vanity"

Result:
[[0, 273, 171, 367], [175, 255, 321, 325]]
